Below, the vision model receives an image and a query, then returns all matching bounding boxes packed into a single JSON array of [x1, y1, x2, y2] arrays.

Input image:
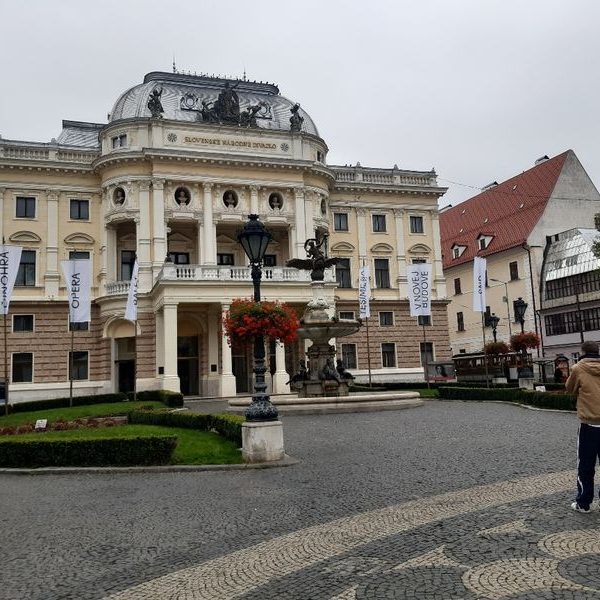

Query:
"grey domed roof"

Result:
[[110, 72, 319, 137]]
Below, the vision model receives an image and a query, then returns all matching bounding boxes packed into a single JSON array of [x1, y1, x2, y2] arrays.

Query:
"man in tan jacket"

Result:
[[566, 340, 600, 513]]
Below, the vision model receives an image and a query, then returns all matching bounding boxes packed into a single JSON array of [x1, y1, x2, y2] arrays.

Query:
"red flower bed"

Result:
[[223, 299, 300, 346]]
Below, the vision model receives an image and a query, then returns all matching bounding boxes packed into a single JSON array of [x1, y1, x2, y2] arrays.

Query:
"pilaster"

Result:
[[203, 183, 216, 265], [356, 208, 368, 263], [160, 303, 180, 392], [250, 185, 259, 214], [220, 302, 237, 397], [137, 181, 152, 290], [430, 210, 447, 298], [152, 178, 166, 275], [294, 188, 306, 257], [0, 188, 5, 240], [45, 190, 60, 298], [394, 209, 408, 297]]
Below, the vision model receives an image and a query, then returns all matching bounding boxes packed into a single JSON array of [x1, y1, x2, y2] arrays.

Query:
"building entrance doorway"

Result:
[[115, 337, 136, 393], [178, 335, 199, 396]]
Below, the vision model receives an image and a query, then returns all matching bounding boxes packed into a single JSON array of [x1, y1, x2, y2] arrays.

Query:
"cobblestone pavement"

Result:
[[0, 400, 596, 600]]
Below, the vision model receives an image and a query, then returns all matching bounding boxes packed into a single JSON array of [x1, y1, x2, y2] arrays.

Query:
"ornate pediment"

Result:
[[9, 231, 41, 244], [64, 233, 95, 245], [408, 243, 431, 255], [370, 242, 394, 254], [330, 241, 355, 254]]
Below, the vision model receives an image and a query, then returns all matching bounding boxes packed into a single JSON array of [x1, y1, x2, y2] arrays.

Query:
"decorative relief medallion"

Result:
[[280, 143, 290, 152], [167, 133, 177, 143]]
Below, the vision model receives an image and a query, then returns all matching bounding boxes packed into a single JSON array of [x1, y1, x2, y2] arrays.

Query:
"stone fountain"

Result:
[[286, 236, 361, 397]]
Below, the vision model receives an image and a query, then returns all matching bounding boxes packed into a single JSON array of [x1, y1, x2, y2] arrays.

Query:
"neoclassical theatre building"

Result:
[[0, 71, 450, 401]]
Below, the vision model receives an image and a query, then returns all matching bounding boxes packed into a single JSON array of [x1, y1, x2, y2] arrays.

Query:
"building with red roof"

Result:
[[440, 150, 600, 359]]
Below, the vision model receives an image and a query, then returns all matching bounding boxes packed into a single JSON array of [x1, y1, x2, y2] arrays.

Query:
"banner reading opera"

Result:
[[125, 258, 139, 322], [61, 259, 91, 324], [472, 256, 487, 312], [407, 263, 432, 317], [0, 245, 22, 316], [358, 266, 371, 318]]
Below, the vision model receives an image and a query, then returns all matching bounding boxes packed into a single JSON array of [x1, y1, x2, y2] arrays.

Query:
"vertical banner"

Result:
[[407, 263, 432, 317], [125, 259, 139, 322], [60, 260, 91, 323], [472, 256, 487, 312], [0, 245, 22, 315], [358, 266, 371, 318]]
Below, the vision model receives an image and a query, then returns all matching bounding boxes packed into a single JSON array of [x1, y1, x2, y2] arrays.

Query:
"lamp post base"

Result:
[[242, 420, 284, 462]]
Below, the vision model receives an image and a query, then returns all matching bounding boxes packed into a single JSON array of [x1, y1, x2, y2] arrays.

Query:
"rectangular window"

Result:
[[409, 215, 424, 234], [334, 213, 349, 231], [112, 134, 127, 148], [479, 238, 487, 250], [381, 343, 396, 368], [121, 250, 136, 280], [453, 247, 461, 259], [454, 278, 462, 295], [418, 315, 431, 326], [69, 251, 90, 260], [372, 214, 386, 232], [70, 199, 89, 220], [217, 253, 234, 266], [339, 311, 355, 320], [263, 254, 276, 267], [336, 258, 352, 288], [374, 258, 390, 288], [15, 196, 35, 219], [509, 261, 519, 281], [69, 351, 89, 381], [168, 252, 190, 265], [13, 315, 34, 332], [420, 342, 434, 367], [457, 311, 465, 332], [12, 352, 33, 383], [341, 343, 357, 369], [412, 258, 427, 264], [379, 311, 394, 326], [16, 250, 36, 287]]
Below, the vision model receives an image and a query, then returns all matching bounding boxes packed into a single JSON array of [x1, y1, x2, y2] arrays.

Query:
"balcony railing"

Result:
[[105, 265, 336, 295]]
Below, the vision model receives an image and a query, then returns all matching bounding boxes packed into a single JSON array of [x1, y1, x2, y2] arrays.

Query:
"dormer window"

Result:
[[452, 244, 466, 259], [479, 238, 487, 250], [477, 234, 493, 250]]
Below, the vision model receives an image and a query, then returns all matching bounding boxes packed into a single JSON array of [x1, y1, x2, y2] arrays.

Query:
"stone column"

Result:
[[45, 190, 60, 298], [203, 183, 216, 264], [220, 302, 237, 397], [204, 307, 220, 396], [294, 188, 306, 258], [394, 209, 408, 297], [250, 185, 259, 214], [430, 210, 447, 298], [272, 342, 289, 394], [152, 178, 166, 276], [137, 181, 152, 290], [161, 303, 180, 392]]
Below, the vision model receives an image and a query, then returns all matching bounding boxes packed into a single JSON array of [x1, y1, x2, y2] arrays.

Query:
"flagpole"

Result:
[[365, 315, 372, 388], [3, 312, 8, 416], [422, 324, 430, 389], [482, 314, 490, 388], [133, 318, 138, 402], [69, 326, 74, 407]]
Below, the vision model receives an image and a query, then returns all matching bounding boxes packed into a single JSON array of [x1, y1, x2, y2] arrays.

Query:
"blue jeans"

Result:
[[576, 423, 600, 508]]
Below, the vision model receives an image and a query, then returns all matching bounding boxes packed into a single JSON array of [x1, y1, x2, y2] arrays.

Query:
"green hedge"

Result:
[[128, 410, 243, 446], [0, 435, 177, 468], [5, 393, 128, 415], [127, 390, 184, 408], [437, 386, 576, 411]]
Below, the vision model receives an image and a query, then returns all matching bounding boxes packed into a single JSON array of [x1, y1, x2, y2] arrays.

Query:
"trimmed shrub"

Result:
[[128, 410, 243, 446], [5, 393, 127, 415], [127, 390, 184, 408], [0, 435, 177, 468], [437, 386, 576, 411]]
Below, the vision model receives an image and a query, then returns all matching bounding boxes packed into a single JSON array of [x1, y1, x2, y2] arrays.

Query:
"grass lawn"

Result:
[[0, 401, 166, 428], [1, 424, 242, 465], [415, 388, 439, 398]]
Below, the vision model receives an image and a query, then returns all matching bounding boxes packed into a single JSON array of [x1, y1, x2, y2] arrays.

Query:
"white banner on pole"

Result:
[[358, 266, 371, 318], [472, 256, 487, 312], [0, 245, 22, 316], [61, 260, 91, 323], [125, 259, 139, 322], [407, 263, 432, 317]]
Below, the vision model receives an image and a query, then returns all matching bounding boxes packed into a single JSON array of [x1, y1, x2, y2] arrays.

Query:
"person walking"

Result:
[[566, 340, 600, 513]]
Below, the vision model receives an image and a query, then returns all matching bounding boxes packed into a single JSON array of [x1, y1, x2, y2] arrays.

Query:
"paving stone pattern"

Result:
[[0, 400, 595, 599]]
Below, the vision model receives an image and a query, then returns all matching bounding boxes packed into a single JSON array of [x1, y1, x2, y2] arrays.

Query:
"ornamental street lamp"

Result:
[[513, 297, 528, 334], [238, 214, 278, 422], [489, 313, 500, 343]]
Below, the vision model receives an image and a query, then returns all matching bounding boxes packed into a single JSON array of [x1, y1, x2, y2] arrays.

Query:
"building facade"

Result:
[[0, 70, 450, 401], [440, 151, 600, 356]]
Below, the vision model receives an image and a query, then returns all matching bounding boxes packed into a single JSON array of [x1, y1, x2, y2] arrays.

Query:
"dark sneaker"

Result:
[[571, 502, 591, 513]]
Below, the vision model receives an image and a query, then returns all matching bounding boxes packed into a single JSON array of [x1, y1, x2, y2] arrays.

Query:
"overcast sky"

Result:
[[1, 0, 598, 207]]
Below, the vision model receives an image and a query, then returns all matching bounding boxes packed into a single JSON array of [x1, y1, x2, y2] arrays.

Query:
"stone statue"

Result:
[[319, 358, 342, 383], [290, 103, 304, 132], [336, 359, 355, 381], [200, 100, 218, 122], [147, 88, 164, 118], [240, 102, 264, 127], [286, 234, 339, 281], [214, 81, 240, 123], [287, 360, 309, 386]]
